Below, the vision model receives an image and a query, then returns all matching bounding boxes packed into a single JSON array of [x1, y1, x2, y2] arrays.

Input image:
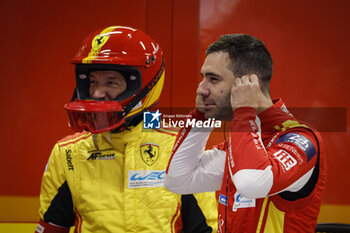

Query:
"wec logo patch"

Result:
[[128, 170, 165, 188]]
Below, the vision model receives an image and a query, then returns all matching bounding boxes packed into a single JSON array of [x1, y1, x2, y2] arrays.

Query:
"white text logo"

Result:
[[273, 150, 297, 171]]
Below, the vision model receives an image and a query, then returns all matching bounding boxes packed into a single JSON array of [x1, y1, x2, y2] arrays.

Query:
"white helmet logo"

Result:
[[79, 74, 87, 79]]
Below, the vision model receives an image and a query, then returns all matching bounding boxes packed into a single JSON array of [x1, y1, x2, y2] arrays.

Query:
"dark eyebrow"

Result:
[[106, 77, 121, 80], [200, 72, 222, 78], [88, 74, 122, 81]]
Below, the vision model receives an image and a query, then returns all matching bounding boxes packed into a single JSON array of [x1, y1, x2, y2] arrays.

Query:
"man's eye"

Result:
[[210, 77, 219, 83], [107, 81, 120, 86], [90, 80, 97, 85]]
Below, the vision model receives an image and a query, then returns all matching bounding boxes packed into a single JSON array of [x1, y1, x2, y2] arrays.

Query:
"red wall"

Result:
[[0, 0, 349, 223], [0, 0, 200, 197]]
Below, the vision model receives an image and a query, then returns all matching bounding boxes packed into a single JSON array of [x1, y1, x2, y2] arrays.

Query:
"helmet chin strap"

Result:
[[122, 61, 165, 118]]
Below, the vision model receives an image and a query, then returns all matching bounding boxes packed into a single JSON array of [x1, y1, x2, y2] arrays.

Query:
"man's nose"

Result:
[[197, 80, 210, 97], [91, 87, 107, 100]]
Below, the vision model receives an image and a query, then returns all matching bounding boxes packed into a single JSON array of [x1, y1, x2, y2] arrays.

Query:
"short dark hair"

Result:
[[206, 34, 273, 93]]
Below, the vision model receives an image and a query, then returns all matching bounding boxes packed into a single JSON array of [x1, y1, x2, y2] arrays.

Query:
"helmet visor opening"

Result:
[[75, 64, 142, 102]]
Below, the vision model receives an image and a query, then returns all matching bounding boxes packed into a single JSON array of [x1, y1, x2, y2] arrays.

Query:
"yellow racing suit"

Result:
[[37, 122, 218, 233]]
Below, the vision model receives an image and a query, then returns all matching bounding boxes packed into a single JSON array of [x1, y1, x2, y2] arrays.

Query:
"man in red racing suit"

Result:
[[164, 33, 326, 233]]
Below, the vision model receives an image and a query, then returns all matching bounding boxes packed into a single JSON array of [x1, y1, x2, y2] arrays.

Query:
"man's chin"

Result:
[[204, 110, 222, 120], [204, 109, 233, 121], [203, 109, 215, 119]]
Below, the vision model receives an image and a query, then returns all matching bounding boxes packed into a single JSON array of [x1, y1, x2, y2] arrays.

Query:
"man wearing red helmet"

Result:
[[35, 26, 218, 233], [165, 34, 326, 233]]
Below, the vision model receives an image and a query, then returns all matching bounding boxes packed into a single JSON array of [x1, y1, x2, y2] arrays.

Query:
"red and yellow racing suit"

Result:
[[165, 98, 326, 233], [36, 122, 218, 233]]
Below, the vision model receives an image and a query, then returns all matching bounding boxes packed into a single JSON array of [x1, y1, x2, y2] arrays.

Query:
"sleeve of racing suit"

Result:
[[228, 107, 319, 199], [35, 219, 70, 233], [165, 109, 226, 194], [35, 143, 74, 232]]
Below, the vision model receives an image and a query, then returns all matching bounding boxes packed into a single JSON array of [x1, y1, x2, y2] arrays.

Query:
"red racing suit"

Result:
[[165, 98, 326, 233]]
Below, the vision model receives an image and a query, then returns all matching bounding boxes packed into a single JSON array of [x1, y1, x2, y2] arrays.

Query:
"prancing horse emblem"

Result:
[[140, 143, 159, 166], [91, 34, 109, 51]]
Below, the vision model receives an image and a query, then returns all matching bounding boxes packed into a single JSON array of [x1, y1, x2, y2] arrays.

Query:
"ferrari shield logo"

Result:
[[140, 143, 159, 166], [91, 34, 109, 51]]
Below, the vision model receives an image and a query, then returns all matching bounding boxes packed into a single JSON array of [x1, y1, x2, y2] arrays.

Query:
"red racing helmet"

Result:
[[64, 26, 165, 133]]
